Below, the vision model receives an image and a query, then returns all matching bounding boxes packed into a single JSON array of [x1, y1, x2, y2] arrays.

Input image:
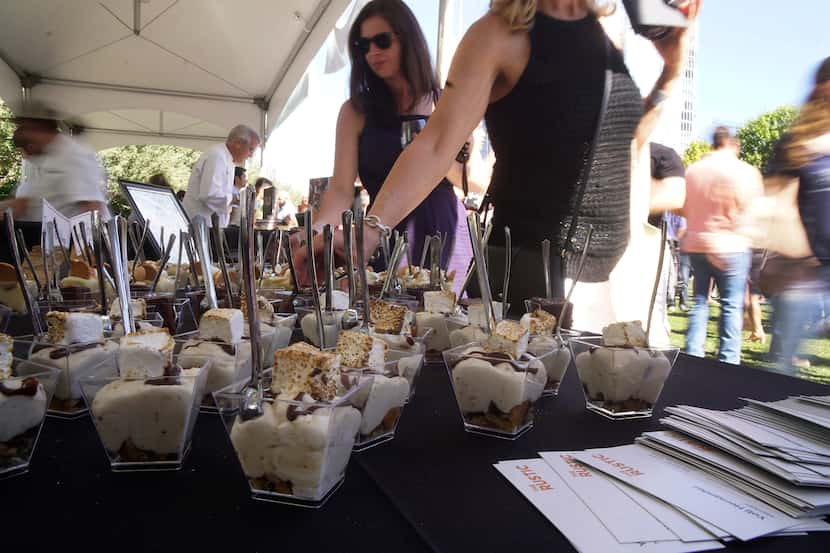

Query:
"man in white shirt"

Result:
[[274, 190, 297, 227], [182, 125, 259, 227], [7, 104, 110, 222]]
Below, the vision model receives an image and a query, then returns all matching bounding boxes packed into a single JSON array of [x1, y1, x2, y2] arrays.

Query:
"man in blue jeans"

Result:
[[681, 127, 763, 364]]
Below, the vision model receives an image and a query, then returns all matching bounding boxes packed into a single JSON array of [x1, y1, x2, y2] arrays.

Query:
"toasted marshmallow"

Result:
[[369, 299, 412, 335], [118, 328, 175, 379], [108, 297, 148, 321], [336, 330, 387, 370], [602, 321, 648, 348], [424, 290, 456, 315], [519, 309, 557, 335], [467, 301, 504, 329], [0, 333, 12, 379], [46, 311, 104, 345], [484, 320, 529, 359], [199, 308, 244, 344], [272, 343, 341, 401]]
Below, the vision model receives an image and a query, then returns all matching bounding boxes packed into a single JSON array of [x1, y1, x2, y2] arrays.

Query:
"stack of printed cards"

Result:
[[495, 396, 830, 552]]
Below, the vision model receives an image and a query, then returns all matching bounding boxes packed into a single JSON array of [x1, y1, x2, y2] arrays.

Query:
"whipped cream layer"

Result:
[[28, 341, 118, 401], [0, 378, 48, 442]]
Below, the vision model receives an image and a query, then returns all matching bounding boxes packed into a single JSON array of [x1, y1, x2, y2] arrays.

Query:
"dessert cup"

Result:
[[213, 373, 371, 508], [16, 335, 119, 419], [569, 337, 679, 420], [442, 343, 547, 440], [0, 362, 59, 479], [526, 329, 580, 397], [526, 298, 573, 331], [81, 357, 210, 471], [386, 345, 425, 401], [347, 363, 409, 452], [174, 332, 253, 413]]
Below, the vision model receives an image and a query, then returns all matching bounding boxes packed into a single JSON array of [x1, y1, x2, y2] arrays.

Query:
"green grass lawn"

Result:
[[667, 302, 830, 385]]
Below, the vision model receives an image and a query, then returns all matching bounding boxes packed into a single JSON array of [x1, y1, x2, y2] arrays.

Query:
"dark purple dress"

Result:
[[358, 113, 460, 269]]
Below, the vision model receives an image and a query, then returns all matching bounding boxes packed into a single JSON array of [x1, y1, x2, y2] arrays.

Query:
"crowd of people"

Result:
[[0, 0, 827, 374]]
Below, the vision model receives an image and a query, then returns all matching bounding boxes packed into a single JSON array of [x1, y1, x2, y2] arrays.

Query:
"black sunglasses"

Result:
[[353, 32, 394, 55]]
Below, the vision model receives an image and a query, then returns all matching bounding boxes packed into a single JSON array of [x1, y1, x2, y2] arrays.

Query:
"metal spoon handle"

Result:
[[542, 238, 552, 300], [418, 235, 430, 270], [466, 213, 494, 334], [240, 187, 263, 381], [52, 220, 69, 277], [173, 231, 186, 291], [645, 221, 668, 345], [341, 211, 355, 307], [284, 231, 300, 293], [78, 221, 95, 267], [107, 217, 134, 334], [258, 231, 274, 288], [183, 236, 199, 287], [557, 226, 593, 335], [305, 210, 327, 348], [354, 205, 371, 329], [151, 234, 176, 293], [429, 235, 441, 290], [211, 213, 233, 308], [16, 229, 42, 295], [90, 212, 108, 314], [323, 224, 334, 312], [502, 227, 512, 316], [5, 209, 43, 334], [380, 238, 407, 300], [191, 216, 218, 309]]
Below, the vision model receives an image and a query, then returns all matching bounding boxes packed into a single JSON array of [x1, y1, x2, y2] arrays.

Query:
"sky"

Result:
[[263, 0, 830, 193], [693, 0, 830, 138]]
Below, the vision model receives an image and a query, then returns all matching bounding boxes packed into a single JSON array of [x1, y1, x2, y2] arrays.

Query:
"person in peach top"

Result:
[[681, 126, 763, 364]]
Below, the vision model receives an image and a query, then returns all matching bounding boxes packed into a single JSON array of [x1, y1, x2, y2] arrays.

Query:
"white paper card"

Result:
[[571, 445, 801, 541], [541, 451, 678, 544], [494, 459, 723, 553]]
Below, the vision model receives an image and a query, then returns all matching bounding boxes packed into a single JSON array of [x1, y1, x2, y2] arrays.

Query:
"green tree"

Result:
[[98, 144, 202, 216], [0, 101, 21, 198], [682, 139, 711, 167], [736, 106, 798, 171]]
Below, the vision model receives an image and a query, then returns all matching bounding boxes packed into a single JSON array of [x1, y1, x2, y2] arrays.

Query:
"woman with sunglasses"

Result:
[[311, 0, 471, 282]]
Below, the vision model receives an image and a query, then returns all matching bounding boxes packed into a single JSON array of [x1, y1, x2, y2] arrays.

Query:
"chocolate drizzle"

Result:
[[452, 350, 539, 374], [0, 377, 39, 397], [146, 364, 182, 386], [285, 391, 321, 421], [33, 341, 105, 359], [183, 339, 235, 356]]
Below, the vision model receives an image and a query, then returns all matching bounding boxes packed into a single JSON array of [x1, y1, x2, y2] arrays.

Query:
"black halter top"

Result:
[[484, 13, 643, 281]]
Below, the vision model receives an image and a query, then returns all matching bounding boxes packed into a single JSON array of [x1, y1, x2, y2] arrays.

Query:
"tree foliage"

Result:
[[682, 140, 711, 167], [736, 106, 798, 171], [0, 101, 21, 197], [98, 144, 202, 216]]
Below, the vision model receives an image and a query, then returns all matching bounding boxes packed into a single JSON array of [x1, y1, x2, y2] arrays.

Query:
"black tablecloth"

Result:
[[2, 415, 429, 553], [357, 354, 830, 553], [3, 354, 829, 553]]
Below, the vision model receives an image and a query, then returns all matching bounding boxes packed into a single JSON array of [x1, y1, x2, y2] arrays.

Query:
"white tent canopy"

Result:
[[0, 0, 350, 151]]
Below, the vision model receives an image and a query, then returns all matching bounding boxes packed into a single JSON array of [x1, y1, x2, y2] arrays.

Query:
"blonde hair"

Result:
[[490, 0, 615, 32], [782, 94, 830, 171]]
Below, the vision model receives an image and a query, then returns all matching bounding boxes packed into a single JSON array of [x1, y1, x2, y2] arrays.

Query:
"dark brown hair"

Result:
[[712, 126, 734, 149], [348, 0, 438, 121]]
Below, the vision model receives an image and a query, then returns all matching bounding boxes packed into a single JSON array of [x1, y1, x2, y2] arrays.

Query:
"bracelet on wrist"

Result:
[[364, 214, 392, 238]]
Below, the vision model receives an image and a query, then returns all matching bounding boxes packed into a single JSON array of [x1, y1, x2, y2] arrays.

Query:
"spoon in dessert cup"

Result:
[[183, 236, 199, 288], [106, 216, 134, 334], [502, 226, 512, 318], [15, 229, 42, 298], [466, 212, 495, 335], [418, 235, 431, 272], [190, 216, 219, 310], [79, 221, 97, 268], [211, 213, 234, 308], [52, 220, 70, 278], [150, 234, 177, 294], [257, 231, 274, 288], [129, 219, 150, 277], [239, 186, 264, 421], [305, 208, 328, 349], [454, 218, 494, 311], [645, 220, 668, 347], [429, 234, 442, 290], [46, 225, 63, 302], [90, 211, 109, 316], [323, 224, 339, 327], [340, 211, 360, 330], [556, 225, 593, 340], [172, 231, 186, 292], [5, 208, 44, 334], [379, 238, 407, 300], [354, 204, 373, 330], [541, 238, 552, 300]]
